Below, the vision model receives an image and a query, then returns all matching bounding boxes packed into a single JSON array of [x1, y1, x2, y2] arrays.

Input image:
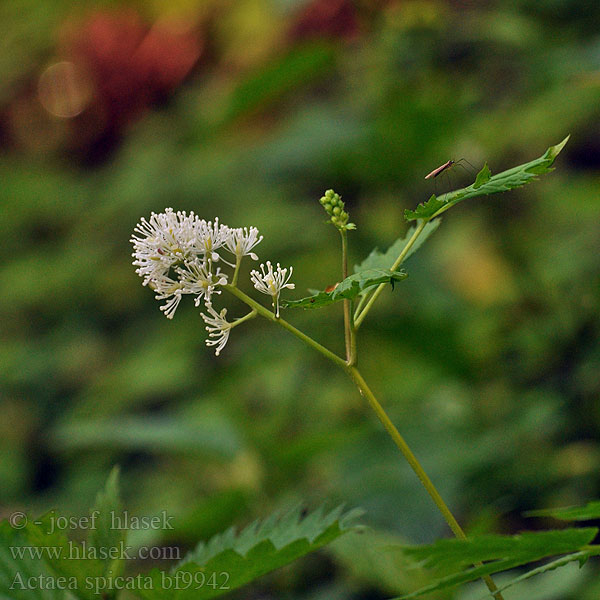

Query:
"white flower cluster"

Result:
[[131, 208, 294, 355], [250, 261, 295, 318]]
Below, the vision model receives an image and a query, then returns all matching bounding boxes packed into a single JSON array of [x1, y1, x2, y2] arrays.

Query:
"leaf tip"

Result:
[[548, 135, 570, 160], [473, 162, 492, 188]]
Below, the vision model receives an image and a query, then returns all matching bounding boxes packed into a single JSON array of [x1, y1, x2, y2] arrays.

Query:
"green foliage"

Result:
[[2, 474, 361, 600], [0, 468, 126, 600], [25, 469, 126, 600], [473, 162, 492, 188], [219, 43, 335, 126], [477, 552, 591, 600], [353, 220, 441, 273], [5, 0, 600, 597], [281, 269, 407, 309], [134, 505, 362, 600], [0, 520, 68, 600], [49, 414, 242, 459], [404, 194, 446, 222], [391, 527, 596, 599], [526, 501, 600, 521], [89, 467, 125, 579], [405, 136, 569, 221]]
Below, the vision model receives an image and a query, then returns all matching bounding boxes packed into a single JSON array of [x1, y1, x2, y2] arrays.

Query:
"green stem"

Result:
[[354, 219, 428, 329], [346, 367, 466, 537], [223, 283, 503, 599], [340, 230, 356, 365], [230, 309, 257, 328], [353, 290, 370, 321], [231, 255, 242, 287], [223, 285, 347, 370], [345, 367, 504, 600]]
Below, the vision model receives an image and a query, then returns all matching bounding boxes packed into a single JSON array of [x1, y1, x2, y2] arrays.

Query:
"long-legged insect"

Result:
[[425, 159, 455, 180], [425, 158, 478, 196], [425, 158, 476, 180]]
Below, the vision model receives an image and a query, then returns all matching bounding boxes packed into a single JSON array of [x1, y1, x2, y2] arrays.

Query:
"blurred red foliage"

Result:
[[289, 0, 360, 42], [61, 10, 204, 161]]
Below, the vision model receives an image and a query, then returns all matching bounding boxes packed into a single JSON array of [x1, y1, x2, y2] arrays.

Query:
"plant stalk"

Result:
[[224, 285, 347, 370], [340, 229, 356, 365], [225, 282, 503, 600], [344, 367, 504, 599]]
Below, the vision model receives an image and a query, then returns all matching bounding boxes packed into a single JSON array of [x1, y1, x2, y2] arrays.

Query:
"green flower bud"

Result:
[[317, 188, 354, 231]]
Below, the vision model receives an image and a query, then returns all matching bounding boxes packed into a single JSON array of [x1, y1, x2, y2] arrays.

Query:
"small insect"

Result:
[[424, 159, 456, 180], [425, 158, 476, 180]]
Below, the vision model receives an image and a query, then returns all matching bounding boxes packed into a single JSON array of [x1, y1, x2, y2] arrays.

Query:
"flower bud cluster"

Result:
[[319, 189, 355, 230]]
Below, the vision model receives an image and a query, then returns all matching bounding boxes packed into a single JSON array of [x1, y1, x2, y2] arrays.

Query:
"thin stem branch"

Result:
[[346, 367, 466, 537], [345, 366, 504, 600], [224, 282, 503, 599], [354, 219, 428, 329], [230, 309, 257, 328], [340, 230, 356, 365], [353, 290, 370, 321], [223, 284, 347, 370], [231, 255, 242, 287]]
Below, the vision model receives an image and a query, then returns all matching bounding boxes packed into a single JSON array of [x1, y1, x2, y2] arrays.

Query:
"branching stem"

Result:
[[224, 282, 503, 600], [354, 218, 428, 329]]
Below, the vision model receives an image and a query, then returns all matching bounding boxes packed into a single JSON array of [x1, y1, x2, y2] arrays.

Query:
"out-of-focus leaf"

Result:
[[474, 552, 591, 600], [49, 414, 242, 459], [134, 505, 363, 600], [219, 42, 335, 125], [390, 527, 596, 599], [25, 470, 128, 600], [354, 220, 441, 273], [282, 269, 407, 309], [0, 519, 69, 600], [525, 500, 600, 521], [89, 467, 126, 579], [331, 529, 432, 597]]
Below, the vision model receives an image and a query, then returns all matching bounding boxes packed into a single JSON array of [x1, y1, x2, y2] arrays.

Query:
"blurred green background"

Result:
[[1, 0, 599, 598]]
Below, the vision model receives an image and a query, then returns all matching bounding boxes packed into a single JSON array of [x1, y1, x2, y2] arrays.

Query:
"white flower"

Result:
[[201, 305, 231, 356], [223, 226, 263, 261], [131, 208, 201, 287], [154, 280, 184, 319], [250, 261, 295, 317], [196, 218, 229, 261], [176, 258, 228, 309]]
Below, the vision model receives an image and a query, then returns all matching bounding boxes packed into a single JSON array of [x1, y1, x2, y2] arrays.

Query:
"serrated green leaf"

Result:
[[134, 505, 362, 600], [525, 500, 600, 521], [354, 220, 440, 274], [25, 470, 127, 600], [281, 269, 407, 309], [390, 527, 596, 599], [473, 163, 492, 188], [0, 519, 70, 600], [405, 136, 569, 221], [26, 513, 105, 600], [404, 194, 446, 221]]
